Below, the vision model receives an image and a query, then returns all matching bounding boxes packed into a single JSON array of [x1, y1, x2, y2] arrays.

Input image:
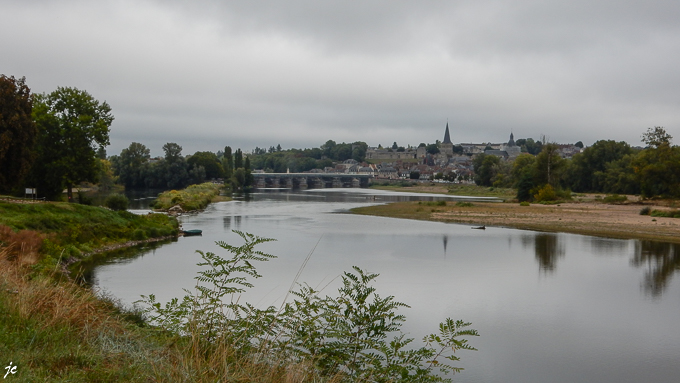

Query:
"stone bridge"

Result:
[[252, 173, 372, 189]]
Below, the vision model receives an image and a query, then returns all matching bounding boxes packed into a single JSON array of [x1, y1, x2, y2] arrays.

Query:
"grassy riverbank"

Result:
[[352, 199, 680, 243], [0, 202, 179, 270], [151, 182, 229, 211]]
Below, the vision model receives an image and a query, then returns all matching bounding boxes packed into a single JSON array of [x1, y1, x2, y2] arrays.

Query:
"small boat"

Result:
[[472, 225, 486, 230], [182, 229, 203, 236]]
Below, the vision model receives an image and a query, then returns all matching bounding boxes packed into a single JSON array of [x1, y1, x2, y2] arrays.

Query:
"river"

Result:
[[85, 188, 680, 383]]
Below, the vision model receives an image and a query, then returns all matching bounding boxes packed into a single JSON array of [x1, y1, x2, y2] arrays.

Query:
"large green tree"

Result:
[[0, 75, 37, 193], [30, 87, 113, 200], [634, 127, 680, 198], [115, 142, 150, 188], [565, 140, 632, 192], [188, 151, 224, 180]]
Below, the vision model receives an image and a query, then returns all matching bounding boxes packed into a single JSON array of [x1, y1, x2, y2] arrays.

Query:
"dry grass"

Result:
[[0, 244, 342, 382]]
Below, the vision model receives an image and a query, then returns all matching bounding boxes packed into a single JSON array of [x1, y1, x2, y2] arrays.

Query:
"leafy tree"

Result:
[[351, 141, 368, 162], [223, 146, 233, 186], [473, 154, 501, 186], [633, 129, 680, 198], [392, 142, 398, 149], [517, 138, 543, 155], [565, 140, 632, 192], [244, 156, 254, 189], [0, 75, 38, 193], [533, 143, 565, 187], [188, 151, 224, 180], [426, 143, 440, 155], [321, 140, 336, 158], [116, 142, 150, 188], [234, 148, 243, 169], [30, 87, 113, 200], [512, 153, 537, 201], [642, 126, 672, 148], [163, 142, 183, 164], [574, 141, 584, 148]]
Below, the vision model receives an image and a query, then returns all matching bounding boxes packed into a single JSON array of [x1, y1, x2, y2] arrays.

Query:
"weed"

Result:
[[138, 231, 479, 382], [455, 201, 474, 207]]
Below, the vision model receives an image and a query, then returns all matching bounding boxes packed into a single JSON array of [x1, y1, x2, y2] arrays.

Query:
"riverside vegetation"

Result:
[[151, 182, 227, 212], [1, 200, 478, 382]]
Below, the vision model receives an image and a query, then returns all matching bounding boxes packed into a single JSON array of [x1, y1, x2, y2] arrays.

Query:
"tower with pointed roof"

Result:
[[441, 122, 454, 156]]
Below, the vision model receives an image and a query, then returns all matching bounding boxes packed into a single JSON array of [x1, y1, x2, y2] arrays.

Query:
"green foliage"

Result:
[[0, 75, 37, 193], [152, 182, 221, 211], [639, 206, 651, 215], [602, 194, 627, 204], [533, 184, 557, 202], [114, 142, 150, 188], [473, 154, 501, 186], [104, 193, 129, 211], [650, 209, 680, 218], [455, 201, 474, 207], [419, 200, 447, 206], [139, 232, 479, 382], [188, 151, 224, 180], [565, 140, 633, 193], [29, 87, 113, 200], [0, 201, 178, 258], [519, 201, 530, 206]]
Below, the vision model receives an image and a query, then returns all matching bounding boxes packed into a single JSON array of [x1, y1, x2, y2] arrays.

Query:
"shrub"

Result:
[[639, 206, 651, 215], [132, 229, 147, 240], [104, 194, 129, 211], [456, 201, 474, 207], [520, 201, 530, 206], [533, 184, 557, 202], [650, 209, 680, 218], [602, 194, 627, 204]]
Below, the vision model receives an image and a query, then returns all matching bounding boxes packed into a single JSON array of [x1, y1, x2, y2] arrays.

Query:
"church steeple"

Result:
[[443, 122, 452, 144]]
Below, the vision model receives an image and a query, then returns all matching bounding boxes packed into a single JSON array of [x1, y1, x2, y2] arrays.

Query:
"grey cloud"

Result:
[[2, 0, 679, 156]]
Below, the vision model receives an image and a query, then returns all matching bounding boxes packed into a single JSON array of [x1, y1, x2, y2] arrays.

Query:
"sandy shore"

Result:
[[353, 201, 680, 243]]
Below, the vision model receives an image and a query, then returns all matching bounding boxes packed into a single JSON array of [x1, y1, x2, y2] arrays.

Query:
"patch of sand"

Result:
[[431, 202, 680, 243]]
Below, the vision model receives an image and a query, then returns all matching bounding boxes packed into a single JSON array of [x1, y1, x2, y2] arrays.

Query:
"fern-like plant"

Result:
[[138, 231, 479, 382]]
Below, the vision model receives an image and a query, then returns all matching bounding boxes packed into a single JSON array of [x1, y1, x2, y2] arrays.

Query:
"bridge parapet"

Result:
[[252, 173, 371, 189]]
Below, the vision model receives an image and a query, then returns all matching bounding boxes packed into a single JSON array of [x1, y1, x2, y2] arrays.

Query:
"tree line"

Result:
[[473, 127, 678, 201], [0, 75, 113, 200]]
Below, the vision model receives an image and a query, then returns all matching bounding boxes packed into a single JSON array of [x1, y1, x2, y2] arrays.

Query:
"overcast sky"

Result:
[[2, 0, 679, 156]]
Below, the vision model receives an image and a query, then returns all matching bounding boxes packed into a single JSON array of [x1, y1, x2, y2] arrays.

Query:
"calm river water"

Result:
[[86, 189, 680, 383]]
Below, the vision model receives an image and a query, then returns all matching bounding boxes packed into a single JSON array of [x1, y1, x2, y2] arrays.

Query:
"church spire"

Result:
[[443, 122, 452, 144]]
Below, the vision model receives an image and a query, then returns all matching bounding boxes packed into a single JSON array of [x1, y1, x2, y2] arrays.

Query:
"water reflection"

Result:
[[523, 233, 565, 273], [76, 239, 176, 286], [631, 241, 680, 297], [588, 237, 631, 257]]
